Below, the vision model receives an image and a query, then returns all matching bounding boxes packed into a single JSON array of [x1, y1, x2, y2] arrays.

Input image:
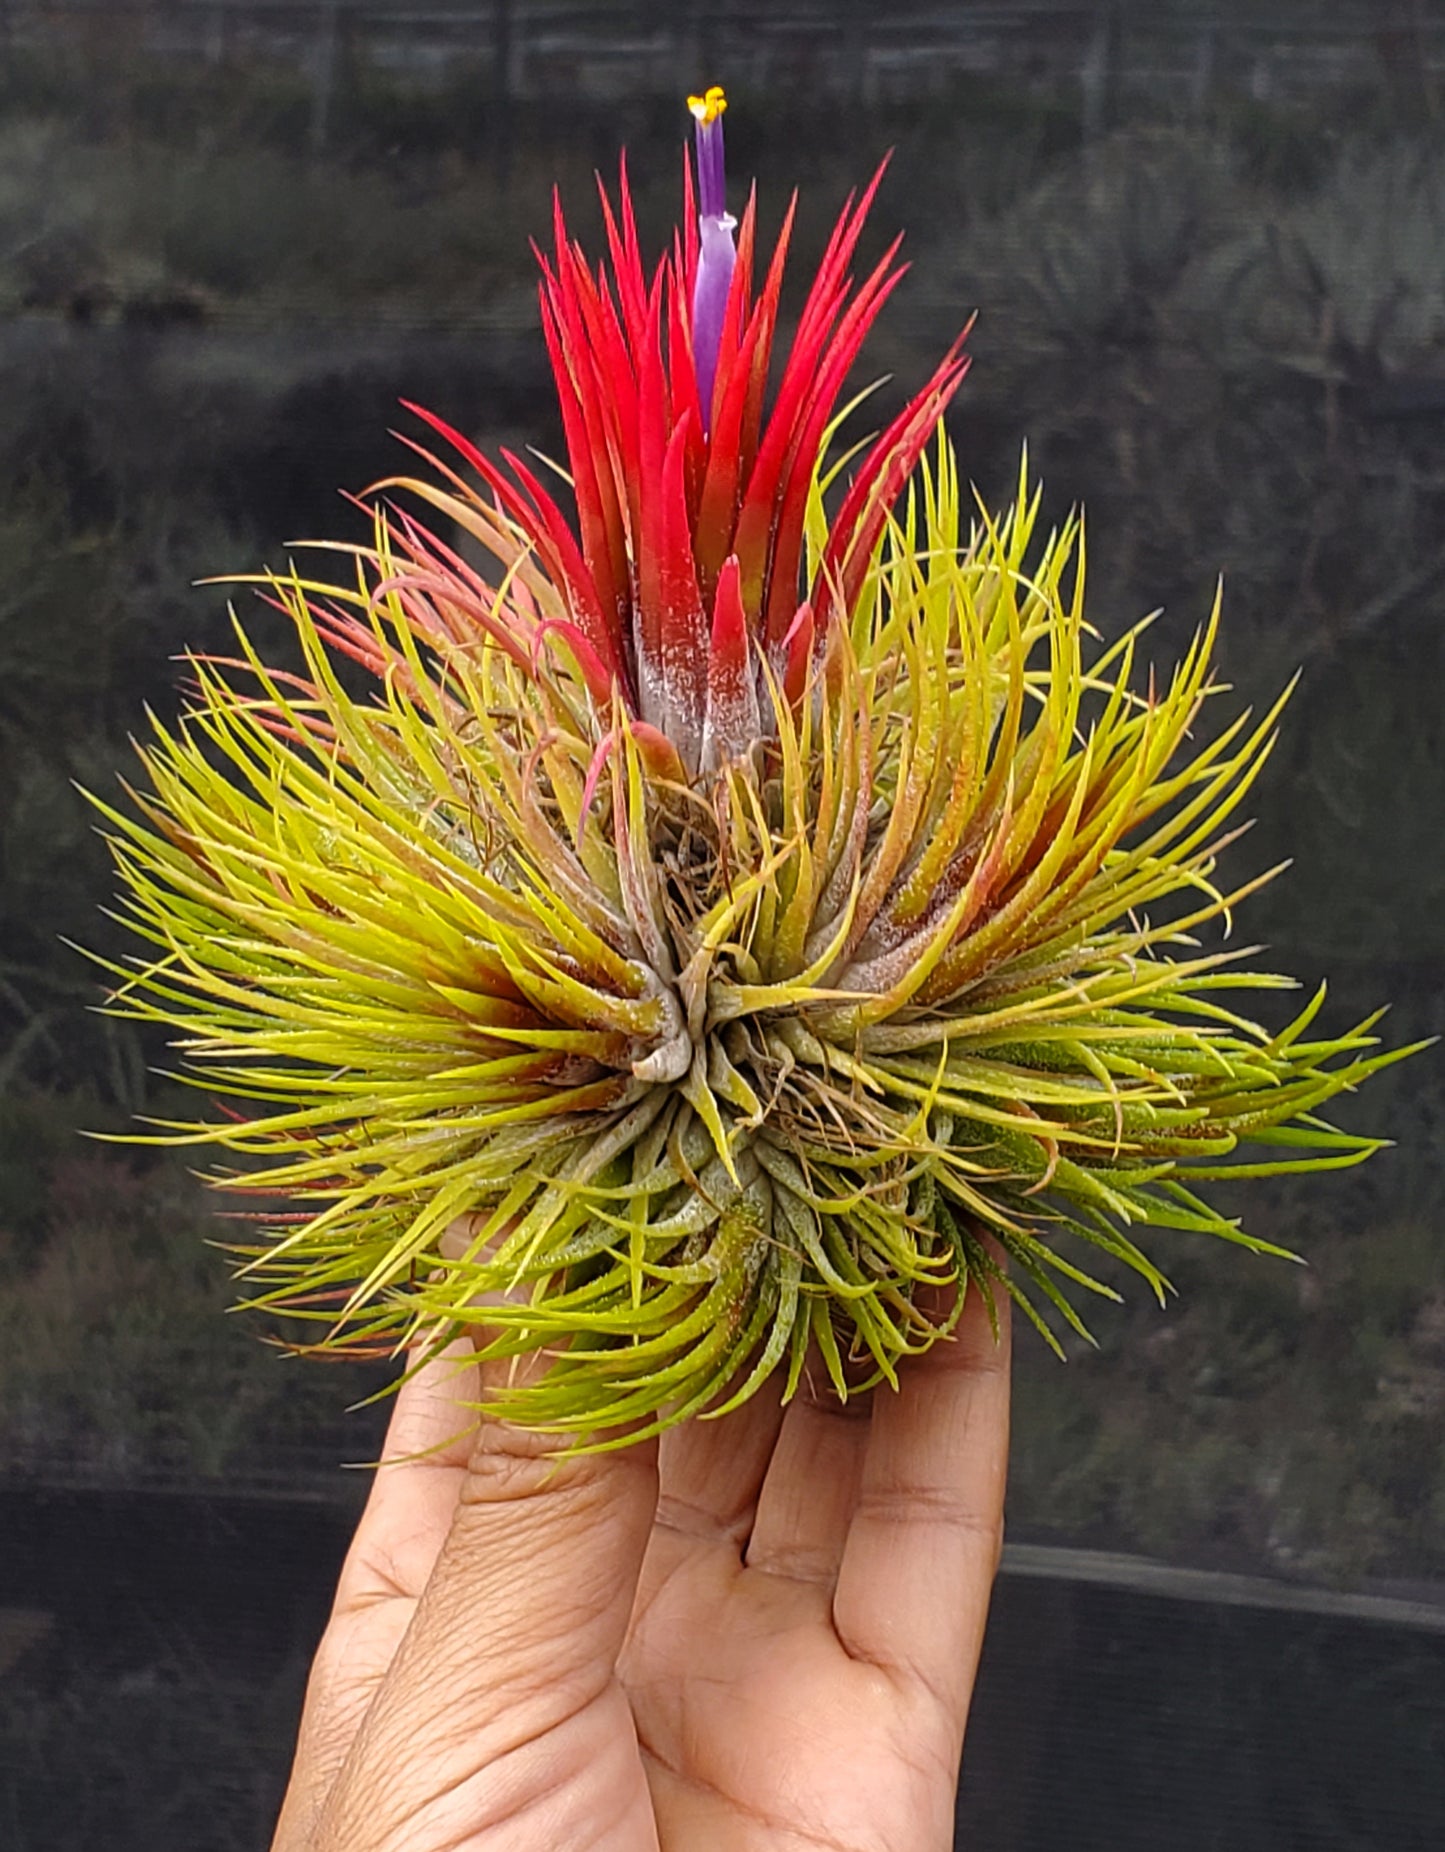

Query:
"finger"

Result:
[[743, 1386, 872, 1586], [333, 1340, 482, 1612], [273, 1345, 481, 1851], [654, 1377, 787, 1553], [831, 1276, 1011, 1724], [312, 1414, 663, 1850], [332, 1211, 515, 1614]]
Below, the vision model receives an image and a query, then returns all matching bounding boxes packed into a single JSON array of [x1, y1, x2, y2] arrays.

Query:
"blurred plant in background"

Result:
[[1222, 143, 1445, 378], [0, 1115, 378, 1485]]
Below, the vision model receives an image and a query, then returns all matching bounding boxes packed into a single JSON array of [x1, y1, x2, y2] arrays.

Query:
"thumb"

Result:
[[312, 1383, 662, 1851]]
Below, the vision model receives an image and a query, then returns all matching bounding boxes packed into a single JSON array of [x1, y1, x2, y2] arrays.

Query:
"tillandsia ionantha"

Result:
[[93, 89, 1418, 1444]]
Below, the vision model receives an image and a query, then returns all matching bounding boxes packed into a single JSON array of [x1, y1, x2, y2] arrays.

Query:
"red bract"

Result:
[[399, 141, 968, 773]]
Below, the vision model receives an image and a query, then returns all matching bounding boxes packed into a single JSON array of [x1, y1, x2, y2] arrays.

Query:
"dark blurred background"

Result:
[[0, 3, 1441, 1847]]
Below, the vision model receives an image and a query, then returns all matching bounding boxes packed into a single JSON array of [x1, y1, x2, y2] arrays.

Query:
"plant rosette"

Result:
[[91, 92, 1421, 1446]]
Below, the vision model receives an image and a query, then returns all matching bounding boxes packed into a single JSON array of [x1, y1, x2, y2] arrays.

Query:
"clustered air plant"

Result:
[[93, 90, 1416, 1444]]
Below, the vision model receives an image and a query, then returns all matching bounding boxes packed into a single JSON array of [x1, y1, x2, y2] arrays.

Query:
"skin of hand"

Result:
[[271, 1278, 1011, 1852]]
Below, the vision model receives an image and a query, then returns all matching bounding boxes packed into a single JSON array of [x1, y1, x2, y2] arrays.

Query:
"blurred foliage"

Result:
[[0, 41, 1438, 1581], [0, 1089, 383, 1484], [937, 123, 1445, 978], [1010, 1204, 1445, 1584]]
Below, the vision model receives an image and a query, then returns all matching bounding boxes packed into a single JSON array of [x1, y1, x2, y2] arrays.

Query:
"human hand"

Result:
[[271, 1280, 1010, 1852]]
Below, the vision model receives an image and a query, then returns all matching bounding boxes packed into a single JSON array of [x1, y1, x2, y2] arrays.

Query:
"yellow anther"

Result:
[[687, 85, 728, 126]]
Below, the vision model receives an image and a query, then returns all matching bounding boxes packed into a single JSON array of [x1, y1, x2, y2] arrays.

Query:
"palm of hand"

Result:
[[273, 1292, 1008, 1852], [624, 1395, 986, 1852], [626, 1531, 963, 1851]]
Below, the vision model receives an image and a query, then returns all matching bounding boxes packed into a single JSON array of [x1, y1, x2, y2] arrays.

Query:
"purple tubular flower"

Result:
[[689, 85, 736, 434]]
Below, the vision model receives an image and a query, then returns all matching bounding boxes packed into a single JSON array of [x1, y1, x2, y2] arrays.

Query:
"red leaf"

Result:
[[814, 342, 971, 635], [702, 555, 761, 767]]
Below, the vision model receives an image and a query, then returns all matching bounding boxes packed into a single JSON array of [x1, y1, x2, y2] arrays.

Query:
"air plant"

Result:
[[92, 91, 1417, 1444]]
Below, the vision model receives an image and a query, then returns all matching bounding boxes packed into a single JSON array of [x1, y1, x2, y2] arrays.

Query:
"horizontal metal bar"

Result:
[[1001, 1542, 1445, 1635]]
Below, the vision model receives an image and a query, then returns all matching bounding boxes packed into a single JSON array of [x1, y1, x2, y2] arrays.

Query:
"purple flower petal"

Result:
[[693, 211, 736, 434], [688, 86, 735, 434]]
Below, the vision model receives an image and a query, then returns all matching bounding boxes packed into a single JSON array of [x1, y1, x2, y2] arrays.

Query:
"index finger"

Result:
[[830, 1273, 1011, 1723], [273, 1343, 483, 1851], [332, 1339, 482, 1614]]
